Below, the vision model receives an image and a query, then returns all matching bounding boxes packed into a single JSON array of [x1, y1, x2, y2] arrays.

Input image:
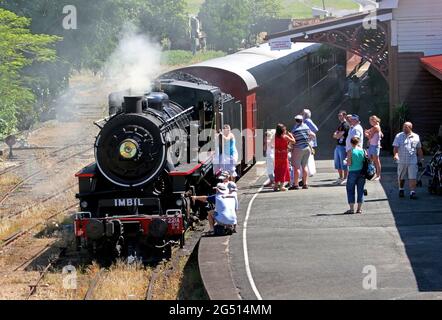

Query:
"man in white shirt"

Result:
[[191, 183, 237, 235], [346, 114, 364, 152]]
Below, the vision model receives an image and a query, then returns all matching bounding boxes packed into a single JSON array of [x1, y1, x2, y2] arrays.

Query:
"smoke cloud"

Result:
[[103, 26, 163, 95]]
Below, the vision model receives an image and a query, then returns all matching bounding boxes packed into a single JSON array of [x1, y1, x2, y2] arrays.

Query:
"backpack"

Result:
[[361, 150, 376, 180]]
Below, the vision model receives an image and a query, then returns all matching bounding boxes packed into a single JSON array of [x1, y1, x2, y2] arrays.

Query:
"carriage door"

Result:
[[245, 93, 257, 164]]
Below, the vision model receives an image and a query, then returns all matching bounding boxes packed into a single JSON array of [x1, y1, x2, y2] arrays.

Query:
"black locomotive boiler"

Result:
[[74, 80, 238, 258]]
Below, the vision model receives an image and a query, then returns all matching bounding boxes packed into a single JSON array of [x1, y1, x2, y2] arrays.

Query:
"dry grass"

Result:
[[0, 190, 76, 243], [152, 256, 188, 300], [0, 174, 22, 194], [89, 261, 152, 300]]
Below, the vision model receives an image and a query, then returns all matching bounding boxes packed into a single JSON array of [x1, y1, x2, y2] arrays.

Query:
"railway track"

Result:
[[25, 242, 73, 300], [0, 141, 90, 177], [145, 226, 204, 300], [79, 226, 205, 301], [0, 203, 77, 250], [0, 146, 92, 208], [83, 269, 107, 300], [2, 184, 76, 221]]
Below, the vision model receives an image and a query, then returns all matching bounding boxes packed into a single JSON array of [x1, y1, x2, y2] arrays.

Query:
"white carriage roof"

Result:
[[180, 42, 321, 91]]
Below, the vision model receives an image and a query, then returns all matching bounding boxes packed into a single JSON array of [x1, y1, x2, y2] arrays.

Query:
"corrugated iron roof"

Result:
[[421, 55, 442, 81]]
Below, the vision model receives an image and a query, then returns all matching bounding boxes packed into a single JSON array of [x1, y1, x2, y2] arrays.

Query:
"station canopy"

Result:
[[266, 9, 393, 80]]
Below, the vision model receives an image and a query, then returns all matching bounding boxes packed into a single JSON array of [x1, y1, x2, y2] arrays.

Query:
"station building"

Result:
[[267, 0, 442, 138]]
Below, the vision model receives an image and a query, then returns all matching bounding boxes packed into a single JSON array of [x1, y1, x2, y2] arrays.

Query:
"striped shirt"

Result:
[[291, 123, 311, 149]]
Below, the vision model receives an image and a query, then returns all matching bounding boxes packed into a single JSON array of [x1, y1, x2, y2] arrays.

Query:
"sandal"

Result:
[[344, 210, 355, 214]]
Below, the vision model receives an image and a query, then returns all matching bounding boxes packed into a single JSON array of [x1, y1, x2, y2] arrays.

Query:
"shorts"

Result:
[[291, 147, 311, 169], [334, 145, 348, 171], [398, 163, 418, 180], [368, 145, 381, 157], [214, 212, 236, 226]]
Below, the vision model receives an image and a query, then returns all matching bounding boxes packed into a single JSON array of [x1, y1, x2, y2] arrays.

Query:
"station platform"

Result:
[[200, 159, 442, 300], [229, 160, 442, 299]]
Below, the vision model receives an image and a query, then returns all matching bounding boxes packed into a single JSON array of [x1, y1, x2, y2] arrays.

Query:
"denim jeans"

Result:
[[346, 170, 366, 204]]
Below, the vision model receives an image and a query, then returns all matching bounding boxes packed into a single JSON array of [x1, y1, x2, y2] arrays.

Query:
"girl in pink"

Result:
[[365, 115, 383, 180]]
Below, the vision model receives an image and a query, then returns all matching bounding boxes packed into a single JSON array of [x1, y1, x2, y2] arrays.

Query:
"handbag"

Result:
[[361, 150, 376, 180]]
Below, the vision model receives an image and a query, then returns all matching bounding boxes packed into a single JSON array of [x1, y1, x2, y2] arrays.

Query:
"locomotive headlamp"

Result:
[[119, 139, 139, 159]]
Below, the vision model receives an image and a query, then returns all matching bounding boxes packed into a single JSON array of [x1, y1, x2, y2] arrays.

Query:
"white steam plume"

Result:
[[103, 27, 162, 95]]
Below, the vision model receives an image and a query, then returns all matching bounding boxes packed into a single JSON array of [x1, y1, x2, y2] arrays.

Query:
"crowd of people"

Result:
[[265, 108, 425, 214], [192, 109, 425, 236]]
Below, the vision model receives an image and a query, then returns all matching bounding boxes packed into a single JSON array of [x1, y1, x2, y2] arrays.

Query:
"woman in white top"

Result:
[[264, 129, 276, 187], [364, 115, 383, 180]]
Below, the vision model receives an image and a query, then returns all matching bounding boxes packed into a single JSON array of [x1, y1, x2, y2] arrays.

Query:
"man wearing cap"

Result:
[[393, 122, 424, 199], [290, 115, 316, 190], [191, 183, 238, 234]]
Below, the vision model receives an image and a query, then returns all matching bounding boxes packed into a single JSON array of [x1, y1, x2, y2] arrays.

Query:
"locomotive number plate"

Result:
[[99, 198, 158, 207]]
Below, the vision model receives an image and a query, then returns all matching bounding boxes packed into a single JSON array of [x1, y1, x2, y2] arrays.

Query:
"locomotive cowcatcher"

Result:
[[74, 79, 241, 259]]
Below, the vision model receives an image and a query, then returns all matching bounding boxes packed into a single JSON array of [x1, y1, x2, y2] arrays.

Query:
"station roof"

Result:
[[421, 55, 442, 81], [265, 9, 393, 42], [180, 42, 320, 90]]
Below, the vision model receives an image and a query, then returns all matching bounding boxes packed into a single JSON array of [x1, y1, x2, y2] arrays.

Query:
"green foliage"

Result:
[[393, 103, 409, 133], [161, 50, 226, 66], [0, 8, 60, 138], [199, 0, 283, 52]]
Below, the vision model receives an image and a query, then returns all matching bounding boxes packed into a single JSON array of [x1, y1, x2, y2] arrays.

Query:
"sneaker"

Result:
[[333, 178, 343, 185], [340, 179, 347, 185], [410, 192, 417, 200], [399, 190, 405, 198]]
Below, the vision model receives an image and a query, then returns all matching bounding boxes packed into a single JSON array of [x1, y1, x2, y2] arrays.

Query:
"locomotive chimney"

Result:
[[124, 96, 143, 114]]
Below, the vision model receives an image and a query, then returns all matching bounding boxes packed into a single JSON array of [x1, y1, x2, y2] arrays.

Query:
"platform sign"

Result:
[[269, 38, 292, 51]]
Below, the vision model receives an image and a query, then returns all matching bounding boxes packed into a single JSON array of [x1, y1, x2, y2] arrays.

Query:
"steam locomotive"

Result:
[[74, 79, 237, 258], [73, 42, 345, 259]]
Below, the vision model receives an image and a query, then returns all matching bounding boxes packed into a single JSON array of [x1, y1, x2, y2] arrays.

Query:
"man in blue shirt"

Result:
[[290, 115, 316, 190]]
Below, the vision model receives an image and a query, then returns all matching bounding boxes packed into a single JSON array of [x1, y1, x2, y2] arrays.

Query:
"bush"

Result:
[[161, 50, 226, 66]]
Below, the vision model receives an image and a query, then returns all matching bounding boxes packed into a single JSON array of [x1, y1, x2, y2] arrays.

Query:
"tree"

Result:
[[199, 0, 283, 52], [0, 8, 60, 138]]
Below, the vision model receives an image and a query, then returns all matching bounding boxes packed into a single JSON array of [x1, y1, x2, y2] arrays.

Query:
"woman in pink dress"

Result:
[[274, 124, 296, 191]]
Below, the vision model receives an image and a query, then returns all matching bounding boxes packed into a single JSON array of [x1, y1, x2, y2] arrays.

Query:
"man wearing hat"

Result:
[[191, 183, 238, 235], [345, 114, 364, 153], [290, 114, 316, 190]]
